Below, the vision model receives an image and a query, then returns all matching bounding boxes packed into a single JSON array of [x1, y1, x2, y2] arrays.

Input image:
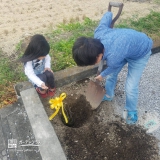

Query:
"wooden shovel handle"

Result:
[[108, 2, 124, 28], [97, 60, 104, 75]]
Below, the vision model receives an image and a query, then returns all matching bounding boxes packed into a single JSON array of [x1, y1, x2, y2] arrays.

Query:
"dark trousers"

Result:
[[36, 70, 55, 90]]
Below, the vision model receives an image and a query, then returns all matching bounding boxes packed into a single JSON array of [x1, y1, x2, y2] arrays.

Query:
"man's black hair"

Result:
[[19, 34, 50, 63], [72, 37, 104, 66]]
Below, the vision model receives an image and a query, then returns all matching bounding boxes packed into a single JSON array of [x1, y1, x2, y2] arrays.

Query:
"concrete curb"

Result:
[[152, 45, 160, 55], [20, 88, 67, 160]]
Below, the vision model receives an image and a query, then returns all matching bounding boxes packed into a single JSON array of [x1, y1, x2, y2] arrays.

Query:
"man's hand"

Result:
[[95, 75, 103, 81], [44, 68, 53, 73], [41, 83, 48, 90]]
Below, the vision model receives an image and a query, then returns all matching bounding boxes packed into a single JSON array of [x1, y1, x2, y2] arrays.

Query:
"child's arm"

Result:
[[44, 54, 53, 72], [95, 65, 121, 81], [44, 54, 51, 68], [24, 61, 45, 87], [99, 36, 129, 78], [100, 12, 113, 28], [94, 12, 113, 39], [95, 12, 112, 31]]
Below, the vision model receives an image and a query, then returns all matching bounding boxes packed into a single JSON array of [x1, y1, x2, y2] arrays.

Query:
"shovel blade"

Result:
[[86, 80, 105, 110]]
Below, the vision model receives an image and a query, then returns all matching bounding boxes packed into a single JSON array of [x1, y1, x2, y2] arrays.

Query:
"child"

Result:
[[72, 11, 153, 124], [19, 34, 56, 98]]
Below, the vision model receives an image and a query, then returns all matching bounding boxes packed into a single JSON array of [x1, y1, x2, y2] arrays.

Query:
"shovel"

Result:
[[86, 60, 106, 110], [86, 2, 124, 110]]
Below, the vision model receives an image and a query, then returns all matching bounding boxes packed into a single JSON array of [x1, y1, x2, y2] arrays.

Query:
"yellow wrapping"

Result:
[[49, 93, 68, 123]]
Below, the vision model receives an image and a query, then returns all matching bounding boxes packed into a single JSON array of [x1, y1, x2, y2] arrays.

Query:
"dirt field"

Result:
[[0, 0, 160, 56]]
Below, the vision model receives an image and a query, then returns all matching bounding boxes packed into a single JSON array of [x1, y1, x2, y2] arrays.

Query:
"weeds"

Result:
[[116, 11, 160, 39], [47, 17, 97, 71], [154, 0, 160, 4], [0, 51, 26, 107], [0, 53, 26, 86]]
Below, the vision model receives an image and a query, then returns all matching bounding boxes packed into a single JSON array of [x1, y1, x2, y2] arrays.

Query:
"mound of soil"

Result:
[[42, 80, 160, 160], [64, 118, 159, 160]]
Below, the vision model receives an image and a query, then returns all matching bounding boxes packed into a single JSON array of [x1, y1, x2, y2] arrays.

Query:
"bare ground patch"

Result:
[[42, 79, 160, 160]]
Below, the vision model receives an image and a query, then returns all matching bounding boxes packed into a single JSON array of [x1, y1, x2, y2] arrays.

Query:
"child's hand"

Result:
[[41, 83, 48, 90], [44, 68, 53, 73], [95, 75, 103, 81]]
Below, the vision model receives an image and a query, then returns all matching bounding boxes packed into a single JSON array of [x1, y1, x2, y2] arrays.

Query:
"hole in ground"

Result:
[[61, 94, 93, 128]]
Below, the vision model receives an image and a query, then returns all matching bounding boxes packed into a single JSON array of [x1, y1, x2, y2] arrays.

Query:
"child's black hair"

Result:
[[72, 37, 104, 66], [19, 34, 50, 63]]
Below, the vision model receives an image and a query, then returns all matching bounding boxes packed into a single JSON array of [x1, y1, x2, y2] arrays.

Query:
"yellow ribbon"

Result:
[[49, 93, 68, 123]]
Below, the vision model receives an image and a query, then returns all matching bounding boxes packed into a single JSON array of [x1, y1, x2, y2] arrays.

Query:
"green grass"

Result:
[[116, 11, 160, 39], [0, 54, 26, 86], [0, 11, 160, 106], [154, 0, 160, 4], [0, 51, 26, 106], [46, 17, 97, 71]]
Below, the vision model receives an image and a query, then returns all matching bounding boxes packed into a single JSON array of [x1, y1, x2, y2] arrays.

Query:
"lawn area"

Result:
[[0, 11, 160, 108]]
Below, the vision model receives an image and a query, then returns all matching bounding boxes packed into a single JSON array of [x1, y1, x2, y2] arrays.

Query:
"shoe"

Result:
[[36, 87, 48, 98], [126, 111, 138, 125], [48, 88, 56, 97], [123, 109, 128, 120], [102, 95, 112, 101]]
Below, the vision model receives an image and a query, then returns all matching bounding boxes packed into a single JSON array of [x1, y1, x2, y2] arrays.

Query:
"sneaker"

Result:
[[123, 109, 128, 120], [48, 88, 56, 97], [36, 87, 48, 98], [126, 111, 138, 125], [102, 95, 112, 101]]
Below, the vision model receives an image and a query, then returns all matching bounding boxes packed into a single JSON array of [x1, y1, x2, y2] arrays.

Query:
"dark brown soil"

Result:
[[61, 94, 93, 128], [42, 79, 160, 160]]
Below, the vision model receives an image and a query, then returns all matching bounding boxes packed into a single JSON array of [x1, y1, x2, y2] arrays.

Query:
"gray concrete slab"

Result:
[[20, 88, 67, 160], [0, 99, 42, 160]]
